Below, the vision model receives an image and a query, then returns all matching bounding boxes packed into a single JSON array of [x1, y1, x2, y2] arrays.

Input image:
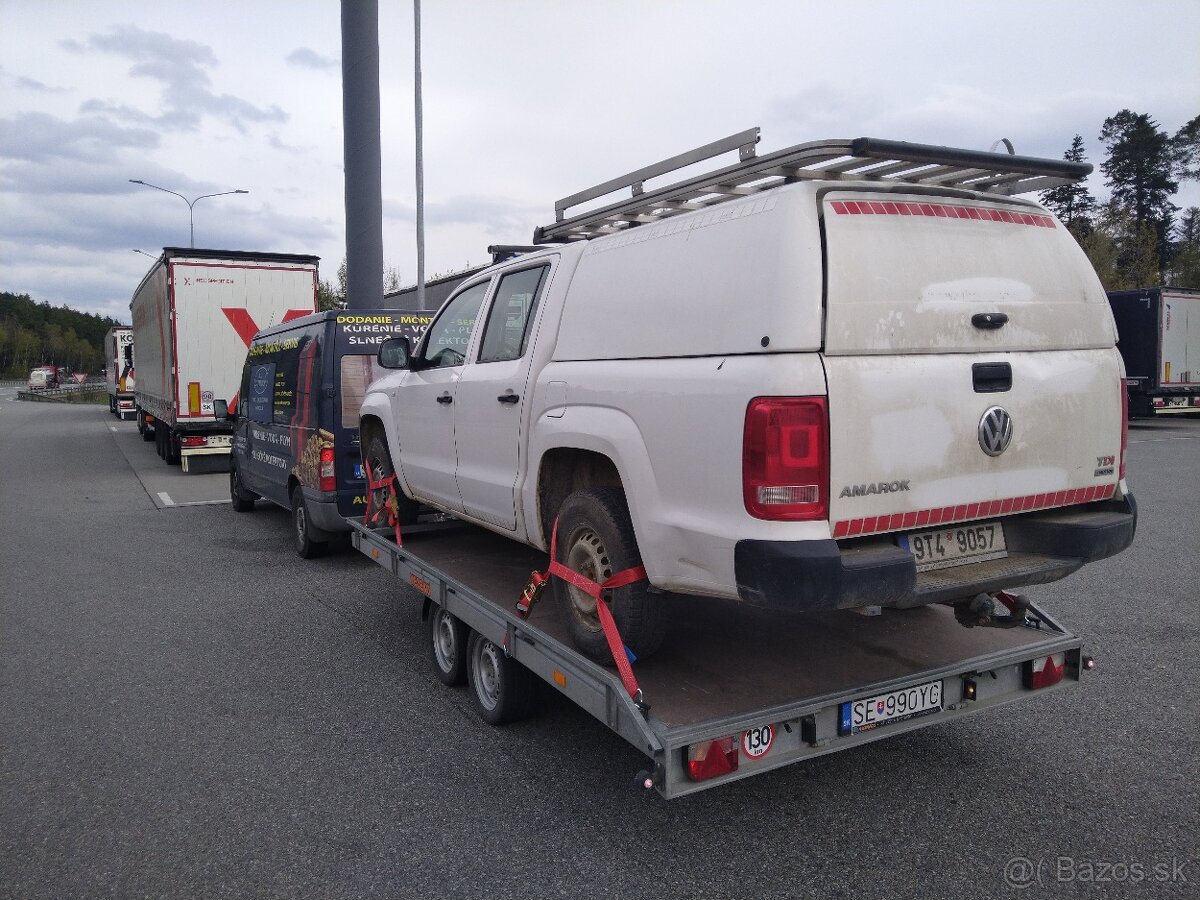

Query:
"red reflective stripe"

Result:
[[833, 484, 1117, 538], [830, 202, 1056, 229]]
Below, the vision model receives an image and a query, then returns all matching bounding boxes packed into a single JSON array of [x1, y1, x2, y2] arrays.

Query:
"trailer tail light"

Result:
[[181, 436, 207, 448], [685, 737, 739, 782], [743, 396, 829, 520], [319, 446, 336, 492], [1024, 653, 1066, 690], [1119, 379, 1128, 480]]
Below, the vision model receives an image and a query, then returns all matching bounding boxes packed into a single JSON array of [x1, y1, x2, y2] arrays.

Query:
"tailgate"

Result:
[[824, 350, 1124, 538]]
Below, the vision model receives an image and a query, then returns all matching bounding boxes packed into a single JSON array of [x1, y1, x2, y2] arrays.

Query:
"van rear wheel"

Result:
[[551, 487, 666, 665], [291, 485, 328, 558]]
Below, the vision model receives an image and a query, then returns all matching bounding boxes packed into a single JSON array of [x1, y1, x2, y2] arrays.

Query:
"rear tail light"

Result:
[[319, 446, 336, 492], [743, 396, 829, 520], [1119, 379, 1128, 480], [1024, 653, 1066, 690], [181, 436, 207, 447], [685, 737, 739, 782]]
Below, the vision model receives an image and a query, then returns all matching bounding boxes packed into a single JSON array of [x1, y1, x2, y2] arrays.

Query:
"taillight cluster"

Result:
[[1024, 653, 1066, 690], [686, 737, 738, 782], [319, 446, 336, 492], [743, 396, 829, 520]]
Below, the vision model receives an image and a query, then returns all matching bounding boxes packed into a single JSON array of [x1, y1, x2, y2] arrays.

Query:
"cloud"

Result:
[[384, 195, 541, 231], [287, 48, 339, 71], [62, 25, 287, 134], [0, 111, 159, 168]]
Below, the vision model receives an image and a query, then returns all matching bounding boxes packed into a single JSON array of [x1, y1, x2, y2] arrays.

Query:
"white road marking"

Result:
[[109, 425, 118, 432], [157, 492, 175, 506]]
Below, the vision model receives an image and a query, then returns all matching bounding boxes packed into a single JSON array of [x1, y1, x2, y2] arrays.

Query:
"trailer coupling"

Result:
[[953, 591, 1032, 629]]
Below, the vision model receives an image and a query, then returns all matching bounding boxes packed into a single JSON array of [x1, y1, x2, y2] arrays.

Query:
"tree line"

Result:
[[0, 291, 119, 379], [1040, 110, 1199, 289]]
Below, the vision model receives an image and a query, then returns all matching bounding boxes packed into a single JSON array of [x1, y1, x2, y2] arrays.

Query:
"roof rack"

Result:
[[533, 128, 1090, 244]]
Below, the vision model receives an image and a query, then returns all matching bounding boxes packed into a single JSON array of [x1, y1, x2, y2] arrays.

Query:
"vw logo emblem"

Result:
[[978, 406, 1013, 456]]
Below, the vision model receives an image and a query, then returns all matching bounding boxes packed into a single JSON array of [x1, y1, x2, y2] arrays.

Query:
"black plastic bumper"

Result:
[[735, 493, 1137, 612]]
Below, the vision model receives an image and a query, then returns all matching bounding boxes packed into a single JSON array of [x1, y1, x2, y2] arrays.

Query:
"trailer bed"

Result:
[[350, 519, 1085, 797]]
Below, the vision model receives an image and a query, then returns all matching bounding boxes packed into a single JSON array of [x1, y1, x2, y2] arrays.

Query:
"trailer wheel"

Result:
[[139, 413, 154, 441], [467, 631, 537, 725], [166, 432, 180, 466], [552, 487, 666, 665], [429, 604, 469, 686], [364, 435, 420, 526], [229, 462, 258, 512], [290, 485, 328, 558]]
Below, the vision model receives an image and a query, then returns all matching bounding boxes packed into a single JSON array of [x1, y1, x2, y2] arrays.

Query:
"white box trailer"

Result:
[[104, 326, 135, 420], [131, 248, 319, 471], [1107, 287, 1200, 417]]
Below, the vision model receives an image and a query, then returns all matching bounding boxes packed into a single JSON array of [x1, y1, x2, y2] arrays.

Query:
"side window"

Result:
[[478, 266, 548, 364], [417, 281, 489, 369], [271, 330, 321, 425], [248, 363, 275, 424]]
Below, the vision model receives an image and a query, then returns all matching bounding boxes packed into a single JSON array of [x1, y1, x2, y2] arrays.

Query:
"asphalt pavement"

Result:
[[1, 394, 1196, 899]]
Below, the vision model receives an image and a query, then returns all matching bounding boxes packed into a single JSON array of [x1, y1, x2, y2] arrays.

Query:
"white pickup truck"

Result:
[[360, 132, 1136, 664]]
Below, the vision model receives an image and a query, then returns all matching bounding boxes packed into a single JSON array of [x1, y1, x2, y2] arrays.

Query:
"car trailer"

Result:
[[349, 518, 1090, 799]]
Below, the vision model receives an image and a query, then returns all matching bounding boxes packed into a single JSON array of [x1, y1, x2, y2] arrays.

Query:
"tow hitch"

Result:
[[953, 591, 1032, 629]]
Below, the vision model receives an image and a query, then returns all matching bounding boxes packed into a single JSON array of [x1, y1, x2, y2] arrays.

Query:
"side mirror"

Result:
[[378, 336, 411, 369], [214, 399, 230, 421]]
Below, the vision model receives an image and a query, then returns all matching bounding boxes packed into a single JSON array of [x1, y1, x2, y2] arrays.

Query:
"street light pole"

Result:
[[128, 180, 249, 248]]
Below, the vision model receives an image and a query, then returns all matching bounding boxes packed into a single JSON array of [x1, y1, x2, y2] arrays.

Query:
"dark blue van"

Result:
[[226, 309, 431, 556]]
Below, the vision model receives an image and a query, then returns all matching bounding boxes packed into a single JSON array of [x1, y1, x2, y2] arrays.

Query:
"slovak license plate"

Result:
[[898, 522, 1007, 572], [840, 680, 943, 735]]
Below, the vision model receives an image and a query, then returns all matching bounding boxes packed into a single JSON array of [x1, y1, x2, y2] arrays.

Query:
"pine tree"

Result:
[[1098, 110, 1179, 269], [1173, 115, 1200, 182], [1040, 135, 1097, 239], [1167, 206, 1200, 288]]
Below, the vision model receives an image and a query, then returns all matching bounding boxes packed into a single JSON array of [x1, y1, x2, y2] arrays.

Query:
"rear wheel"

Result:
[[364, 434, 420, 527], [467, 631, 537, 725], [428, 605, 469, 686], [291, 485, 328, 558], [230, 462, 258, 512], [139, 413, 155, 441], [551, 487, 666, 665]]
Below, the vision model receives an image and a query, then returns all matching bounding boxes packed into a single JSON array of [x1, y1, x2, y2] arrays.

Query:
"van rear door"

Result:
[[819, 190, 1124, 541]]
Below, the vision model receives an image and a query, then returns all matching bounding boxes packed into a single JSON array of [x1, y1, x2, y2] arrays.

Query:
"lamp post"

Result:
[[128, 179, 249, 248], [131, 249, 157, 259]]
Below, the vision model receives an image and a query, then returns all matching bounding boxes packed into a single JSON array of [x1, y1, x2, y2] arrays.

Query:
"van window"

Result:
[[478, 266, 548, 363], [416, 281, 489, 369], [340, 355, 378, 429], [247, 363, 275, 424]]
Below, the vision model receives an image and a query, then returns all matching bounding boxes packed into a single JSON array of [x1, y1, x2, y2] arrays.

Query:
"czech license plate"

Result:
[[209, 435, 232, 447], [899, 522, 1006, 572], [840, 680, 943, 735]]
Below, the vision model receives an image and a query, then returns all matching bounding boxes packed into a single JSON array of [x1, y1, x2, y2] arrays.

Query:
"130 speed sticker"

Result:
[[742, 724, 775, 760]]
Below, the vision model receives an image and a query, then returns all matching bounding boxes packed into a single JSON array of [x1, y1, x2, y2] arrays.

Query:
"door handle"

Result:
[[436, 395, 453, 405], [971, 312, 1009, 329], [497, 393, 520, 404]]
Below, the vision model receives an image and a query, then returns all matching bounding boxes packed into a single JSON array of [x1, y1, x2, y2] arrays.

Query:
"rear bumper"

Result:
[[734, 494, 1137, 612]]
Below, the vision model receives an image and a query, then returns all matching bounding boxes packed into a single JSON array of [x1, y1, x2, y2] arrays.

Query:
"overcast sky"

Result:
[[1, 0, 1198, 323]]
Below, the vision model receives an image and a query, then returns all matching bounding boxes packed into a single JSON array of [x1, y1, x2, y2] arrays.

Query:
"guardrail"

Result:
[[17, 382, 108, 403]]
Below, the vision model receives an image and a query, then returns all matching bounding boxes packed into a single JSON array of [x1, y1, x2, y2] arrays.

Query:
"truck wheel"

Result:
[[467, 631, 537, 725], [364, 435, 420, 526], [230, 463, 258, 512], [552, 487, 666, 665], [140, 414, 154, 441], [291, 485, 328, 558], [155, 424, 165, 459], [166, 432, 180, 466], [429, 604, 469, 686]]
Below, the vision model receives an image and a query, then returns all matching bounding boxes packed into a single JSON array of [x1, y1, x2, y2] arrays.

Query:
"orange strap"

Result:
[[364, 469, 403, 547], [547, 517, 646, 702]]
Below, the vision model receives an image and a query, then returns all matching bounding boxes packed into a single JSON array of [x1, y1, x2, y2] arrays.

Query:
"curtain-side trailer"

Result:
[[130, 248, 319, 471], [1108, 287, 1200, 417], [105, 326, 135, 420]]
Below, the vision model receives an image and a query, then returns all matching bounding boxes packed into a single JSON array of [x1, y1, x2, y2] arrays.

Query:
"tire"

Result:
[[155, 424, 165, 459], [467, 631, 537, 725], [428, 605, 469, 686], [291, 485, 328, 559], [551, 487, 666, 665], [229, 462, 258, 512], [140, 414, 155, 441], [166, 432, 180, 466], [364, 434, 420, 527]]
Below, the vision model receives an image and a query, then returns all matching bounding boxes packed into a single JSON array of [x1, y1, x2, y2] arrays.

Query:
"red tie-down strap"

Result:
[[543, 517, 647, 703], [363, 469, 403, 547]]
